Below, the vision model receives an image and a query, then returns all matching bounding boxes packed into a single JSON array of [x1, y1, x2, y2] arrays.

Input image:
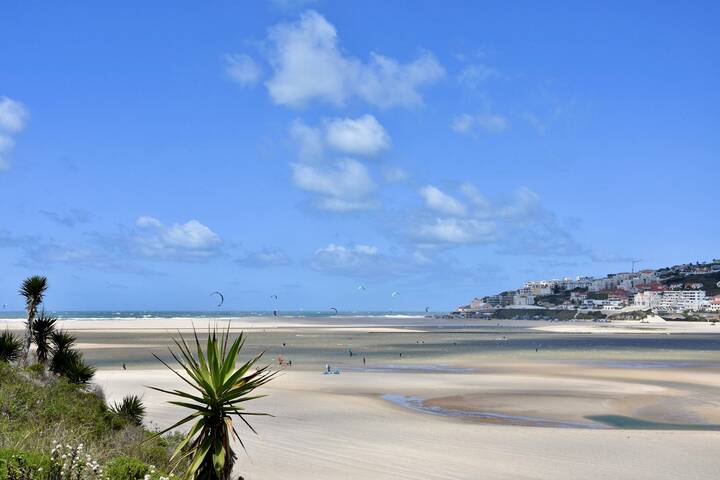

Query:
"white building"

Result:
[[523, 281, 553, 296], [634, 290, 707, 312], [513, 293, 535, 306], [469, 298, 494, 311]]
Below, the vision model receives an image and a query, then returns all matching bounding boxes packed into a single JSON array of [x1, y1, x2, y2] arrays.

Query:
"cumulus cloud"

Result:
[[452, 113, 508, 135], [238, 248, 291, 267], [0, 96, 29, 170], [132, 217, 222, 260], [265, 10, 444, 108], [291, 114, 390, 160], [290, 119, 324, 161], [419, 185, 467, 216], [225, 54, 262, 86], [325, 114, 390, 156], [414, 217, 497, 244], [399, 184, 586, 256], [292, 159, 377, 211]]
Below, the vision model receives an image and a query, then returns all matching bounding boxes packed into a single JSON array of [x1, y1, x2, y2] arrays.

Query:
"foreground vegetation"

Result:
[[1, 275, 275, 479], [0, 362, 181, 479]]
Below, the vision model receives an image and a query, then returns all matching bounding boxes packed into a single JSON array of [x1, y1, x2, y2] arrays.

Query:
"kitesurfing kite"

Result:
[[391, 291, 400, 298], [210, 291, 224, 307], [357, 285, 366, 291], [425, 306, 430, 313], [270, 294, 278, 300], [330, 307, 338, 314]]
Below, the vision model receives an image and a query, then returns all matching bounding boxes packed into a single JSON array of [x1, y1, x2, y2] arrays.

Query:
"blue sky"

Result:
[[1, 1, 718, 311]]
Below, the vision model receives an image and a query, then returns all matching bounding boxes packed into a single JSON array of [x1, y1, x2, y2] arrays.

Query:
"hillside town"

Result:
[[456, 259, 720, 317]]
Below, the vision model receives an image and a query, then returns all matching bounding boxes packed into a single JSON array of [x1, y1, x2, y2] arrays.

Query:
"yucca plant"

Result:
[[150, 326, 275, 480], [109, 394, 146, 426], [0, 330, 23, 363], [49, 330, 95, 385], [19, 275, 48, 365], [59, 350, 96, 385], [32, 310, 57, 367]]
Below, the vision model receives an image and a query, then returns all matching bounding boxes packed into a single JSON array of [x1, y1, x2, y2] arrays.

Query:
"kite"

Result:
[[210, 291, 224, 307]]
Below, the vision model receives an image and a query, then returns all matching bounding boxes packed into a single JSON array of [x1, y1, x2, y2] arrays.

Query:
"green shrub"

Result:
[[108, 395, 146, 427], [103, 455, 150, 479], [0, 363, 180, 474], [0, 330, 23, 363], [0, 448, 51, 479], [25, 363, 44, 376]]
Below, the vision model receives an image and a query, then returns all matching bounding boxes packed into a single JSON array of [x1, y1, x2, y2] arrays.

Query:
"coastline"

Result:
[[7, 314, 720, 478]]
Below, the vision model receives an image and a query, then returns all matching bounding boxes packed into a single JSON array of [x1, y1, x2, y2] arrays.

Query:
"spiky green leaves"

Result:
[[109, 394, 146, 426], [31, 311, 57, 366], [149, 326, 275, 480], [0, 330, 23, 362], [19, 275, 48, 312]]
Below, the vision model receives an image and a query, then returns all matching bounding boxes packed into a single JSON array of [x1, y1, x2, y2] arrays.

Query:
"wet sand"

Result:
[[18, 317, 720, 479]]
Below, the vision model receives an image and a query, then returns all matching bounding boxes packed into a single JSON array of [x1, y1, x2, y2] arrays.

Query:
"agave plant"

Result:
[[150, 326, 275, 480], [19, 275, 48, 365], [0, 330, 23, 363], [109, 394, 146, 426], [32, 310, 57, 367]]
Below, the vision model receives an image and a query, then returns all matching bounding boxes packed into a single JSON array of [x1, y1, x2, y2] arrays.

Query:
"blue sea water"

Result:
[[0, 310, 428, 321]]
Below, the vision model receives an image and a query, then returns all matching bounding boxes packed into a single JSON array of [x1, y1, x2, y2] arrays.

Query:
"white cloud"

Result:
[[225, 54, 261, 86], [0, 135, 15, 170], [292, 159, 377, 211], [415, 217, 496, 244], [0, 97, 29, 132], [457, 64, 499, 89], [406, 183, 586, 255], [452, 113, 508, 135], [265, 10, 444, 108], [460, 183, 492, 210], [0, 96, 29, 170], [133, 217, 222, 259], [291, 114, 390, 160], [325, 114, 390, 156], [311, 243, 394, 277], [290, 119, 324, 161], [136, 216, 163, 228], [419, 185, 467, 216], [238, 248, 291, 267], [497, 187, 541, 220], [382, 166, 409, 183], [451, 114, 474, 133]]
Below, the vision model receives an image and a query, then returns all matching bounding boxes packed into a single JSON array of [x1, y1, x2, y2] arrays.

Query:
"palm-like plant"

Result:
[[0, 330, 24, 363], [59, 350, 96, 385], [31, 310, 57, 367], [19, 275, 48, 365], [48, 330, 95, 385], [150, 327, 275, 480], [109, 394, 146, 426]]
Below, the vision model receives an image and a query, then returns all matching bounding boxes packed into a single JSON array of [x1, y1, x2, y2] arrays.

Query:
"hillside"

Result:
[[0, 363, 181, 479]]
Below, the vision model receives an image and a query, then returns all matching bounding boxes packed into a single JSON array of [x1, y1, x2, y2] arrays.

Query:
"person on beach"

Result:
[[122, 363, 126, 370], [363, 356, 366, 365]]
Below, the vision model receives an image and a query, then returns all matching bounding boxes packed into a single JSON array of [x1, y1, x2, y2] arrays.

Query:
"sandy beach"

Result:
[[9, 316, 720, 479]]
